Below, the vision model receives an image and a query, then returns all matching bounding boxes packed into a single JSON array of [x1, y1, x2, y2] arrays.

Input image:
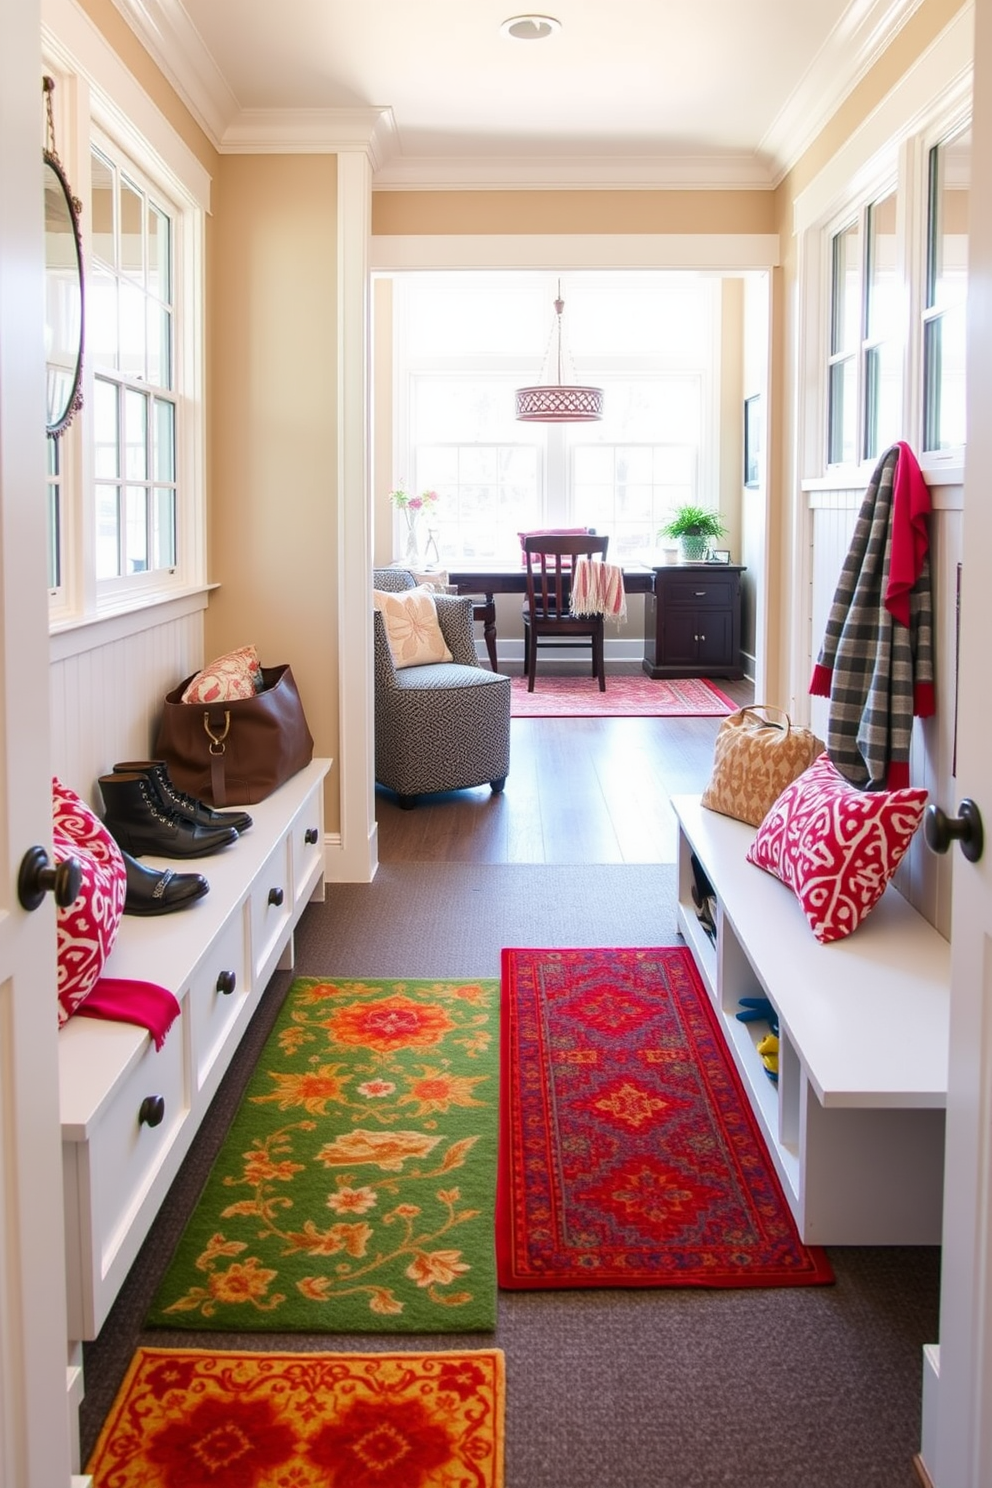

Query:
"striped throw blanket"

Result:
[[809, 441, 935, 790], [570, 558, 627, 622]]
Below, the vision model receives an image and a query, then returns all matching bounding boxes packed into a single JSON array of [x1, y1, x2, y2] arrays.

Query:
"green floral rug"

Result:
[[146, 977, 499, 1333]]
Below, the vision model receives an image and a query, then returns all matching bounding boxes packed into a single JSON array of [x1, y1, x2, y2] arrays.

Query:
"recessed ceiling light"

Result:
[[500, 15, 561, 41]]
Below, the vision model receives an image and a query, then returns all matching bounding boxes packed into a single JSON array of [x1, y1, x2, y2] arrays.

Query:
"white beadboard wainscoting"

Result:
[[805, 479, 963, 939], [49, 592, 206, 815]]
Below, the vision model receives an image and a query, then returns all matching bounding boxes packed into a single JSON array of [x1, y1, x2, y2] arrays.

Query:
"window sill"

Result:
[[802, 457, 965, 493], [50, 583, 219, 663]]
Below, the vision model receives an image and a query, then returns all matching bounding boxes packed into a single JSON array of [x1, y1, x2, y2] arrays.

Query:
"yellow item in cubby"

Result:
[[757, 1033, 779, 1080]]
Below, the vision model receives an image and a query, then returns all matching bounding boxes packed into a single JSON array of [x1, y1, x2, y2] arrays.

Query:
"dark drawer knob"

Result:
[[216, 969, 237, 996], [305, 827, 319, 845], [268, 886, 284, 907], [138, 1095, 165, 1128]]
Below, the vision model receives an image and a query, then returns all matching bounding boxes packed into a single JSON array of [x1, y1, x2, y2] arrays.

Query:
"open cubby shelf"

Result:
[[672, 794, 951, 1245]]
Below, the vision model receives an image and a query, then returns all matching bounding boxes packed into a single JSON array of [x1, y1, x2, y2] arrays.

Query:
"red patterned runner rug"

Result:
[[496, 946, 833, 1289], [86, 1346, 505, 1488], [509, 674, 736, 718]]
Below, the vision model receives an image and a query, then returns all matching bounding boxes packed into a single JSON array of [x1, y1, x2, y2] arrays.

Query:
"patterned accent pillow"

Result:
[[181, 644, 262, 703], [373, 585, 453, 669], [745, 753, 928, 944], [52, 777, 127, 1025]]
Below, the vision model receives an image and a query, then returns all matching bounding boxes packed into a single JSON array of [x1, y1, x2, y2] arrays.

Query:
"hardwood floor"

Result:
[[376, 675, 754, 865]]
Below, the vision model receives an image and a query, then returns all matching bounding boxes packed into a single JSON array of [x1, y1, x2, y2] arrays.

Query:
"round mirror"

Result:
[[44, 150, 84, 437]]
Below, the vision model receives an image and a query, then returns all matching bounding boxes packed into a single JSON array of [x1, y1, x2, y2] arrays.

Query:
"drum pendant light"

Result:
[[515, 281, 604, 423]]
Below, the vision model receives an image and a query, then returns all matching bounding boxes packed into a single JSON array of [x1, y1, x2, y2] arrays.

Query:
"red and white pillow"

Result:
[[181, 644, 263, 703], [52, 777, 127, 1025], [745, 753, 928, 944]]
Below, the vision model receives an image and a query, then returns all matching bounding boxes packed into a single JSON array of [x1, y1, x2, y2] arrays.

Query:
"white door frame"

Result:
[[0, 4, 76, 1484]]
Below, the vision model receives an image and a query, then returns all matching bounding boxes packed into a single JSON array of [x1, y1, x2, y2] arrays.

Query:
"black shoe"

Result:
[[98, 773, 240, 859], [112, 758, 253, 835], [121, 850, 209, 915]]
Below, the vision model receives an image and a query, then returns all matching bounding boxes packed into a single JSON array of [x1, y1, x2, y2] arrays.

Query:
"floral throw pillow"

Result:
[[52, 777, 127, 1025], [745, 753, 928, 944], [181, 644, 263, 703], [373, 585, 453, 669]]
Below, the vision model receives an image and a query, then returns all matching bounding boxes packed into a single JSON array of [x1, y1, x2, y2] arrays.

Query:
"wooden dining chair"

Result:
[[521, 532, 610, 692]]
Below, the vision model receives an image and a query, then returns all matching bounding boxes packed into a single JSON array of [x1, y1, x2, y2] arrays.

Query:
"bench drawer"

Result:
[[64, 1010, 189, 1337], [189, 909, 250, 1094], [291, 780, 324, 911], [250, 832, 293, 981]]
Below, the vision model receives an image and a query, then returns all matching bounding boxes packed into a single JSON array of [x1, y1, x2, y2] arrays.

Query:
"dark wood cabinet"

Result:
[[642, 564, 745, 679]]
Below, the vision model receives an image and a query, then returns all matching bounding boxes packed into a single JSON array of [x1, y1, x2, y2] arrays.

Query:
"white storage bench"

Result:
[[60, 757, 331, 1347], [672, 794, 951, 1245]]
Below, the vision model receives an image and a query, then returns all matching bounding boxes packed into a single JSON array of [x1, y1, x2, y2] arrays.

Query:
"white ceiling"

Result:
[[110, 0, 924, 187]]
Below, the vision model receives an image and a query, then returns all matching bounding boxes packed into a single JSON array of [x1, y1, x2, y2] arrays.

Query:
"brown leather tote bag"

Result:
[[154, 663, 314, 806]]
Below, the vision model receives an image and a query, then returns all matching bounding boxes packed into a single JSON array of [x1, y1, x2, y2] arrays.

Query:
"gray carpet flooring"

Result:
[[79, 864, 939, 1487]]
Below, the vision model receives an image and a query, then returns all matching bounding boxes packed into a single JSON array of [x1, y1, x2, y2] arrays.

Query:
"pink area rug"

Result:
[[510, 674, 736, 718]]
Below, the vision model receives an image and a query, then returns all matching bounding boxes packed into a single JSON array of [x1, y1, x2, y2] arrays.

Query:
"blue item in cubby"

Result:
[[735, 995, 779, 1037]]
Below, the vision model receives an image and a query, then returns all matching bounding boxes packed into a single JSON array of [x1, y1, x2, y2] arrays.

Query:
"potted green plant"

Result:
[[658, 505, 727, 563]]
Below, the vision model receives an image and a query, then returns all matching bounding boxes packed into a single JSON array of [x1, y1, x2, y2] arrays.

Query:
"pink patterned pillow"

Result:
[[181, 644, 262, 703], [745, 753, 927, 944], [52, 778, 127, 1025]]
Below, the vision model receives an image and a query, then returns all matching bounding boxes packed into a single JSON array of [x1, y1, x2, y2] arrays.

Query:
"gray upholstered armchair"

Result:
[[372, 569, 511, 808]]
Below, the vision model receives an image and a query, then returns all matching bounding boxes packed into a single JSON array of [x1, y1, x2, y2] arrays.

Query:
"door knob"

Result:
[[924, 800, 984, 863], [17, 846, 83, 911]]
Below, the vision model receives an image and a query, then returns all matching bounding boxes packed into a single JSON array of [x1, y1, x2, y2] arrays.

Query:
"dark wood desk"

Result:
[[447, 564, 655, 671]]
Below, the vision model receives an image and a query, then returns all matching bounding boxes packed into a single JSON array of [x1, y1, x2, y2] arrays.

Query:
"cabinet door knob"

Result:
[[138, 1095, 165, 1128], [18, 846, 83, 911], [216, 969, 237, 996], [305, 827, 318, 845], [268, 886, 285, 907]]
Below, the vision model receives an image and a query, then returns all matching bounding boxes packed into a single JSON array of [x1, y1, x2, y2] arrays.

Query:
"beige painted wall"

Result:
[[373, 189, 776, 237], [206, 154, 341, 828]]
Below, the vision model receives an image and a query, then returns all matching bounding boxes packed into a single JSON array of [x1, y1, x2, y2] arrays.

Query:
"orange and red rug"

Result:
[[86, 1346, 505, 1488], [496, 946, 833, 1289]]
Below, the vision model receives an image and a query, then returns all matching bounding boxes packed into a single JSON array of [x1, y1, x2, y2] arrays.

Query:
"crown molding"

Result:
[[370, 153, 775, 192], [762, 0, 929, 185], [108, 0, 238, 145], [107, 0, 940, 188], [221, 107, 397, 164]]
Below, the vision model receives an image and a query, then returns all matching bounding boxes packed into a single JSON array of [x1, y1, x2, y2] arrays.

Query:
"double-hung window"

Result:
[[823, 110, 971, 475], [89, 143, 177, 584], [45, 88, 204, 627], [827, 185, 901, 468], [923, 123, 970, 453]]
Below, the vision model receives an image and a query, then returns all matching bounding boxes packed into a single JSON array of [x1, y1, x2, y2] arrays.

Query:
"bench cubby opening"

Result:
[[672, 794, 950, 1246]]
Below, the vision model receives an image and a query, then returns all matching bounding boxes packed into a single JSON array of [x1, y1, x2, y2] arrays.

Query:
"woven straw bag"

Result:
[[701, 705, 824, 827]]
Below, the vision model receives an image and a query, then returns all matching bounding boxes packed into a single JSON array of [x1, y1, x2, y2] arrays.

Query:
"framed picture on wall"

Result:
[[744, 395, 761, 488]]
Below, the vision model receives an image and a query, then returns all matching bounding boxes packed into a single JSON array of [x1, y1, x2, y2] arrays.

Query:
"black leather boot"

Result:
[[113, 758, 253, 835], [121, 850, 209, 915], [98, 773, 239, 858]]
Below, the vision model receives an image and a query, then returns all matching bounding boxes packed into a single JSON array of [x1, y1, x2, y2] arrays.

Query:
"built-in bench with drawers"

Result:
[[672, 793, 951, 1246], [60, 758, 330, 1461]]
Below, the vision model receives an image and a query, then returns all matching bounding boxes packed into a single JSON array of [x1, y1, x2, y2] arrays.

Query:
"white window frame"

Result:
[[391, 270, 721, 564], [916, 106, 972, 472], [42, 20, 208, 639]]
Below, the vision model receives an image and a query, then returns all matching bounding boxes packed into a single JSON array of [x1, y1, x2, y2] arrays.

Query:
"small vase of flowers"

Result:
[[390, 486, 441, 568]]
